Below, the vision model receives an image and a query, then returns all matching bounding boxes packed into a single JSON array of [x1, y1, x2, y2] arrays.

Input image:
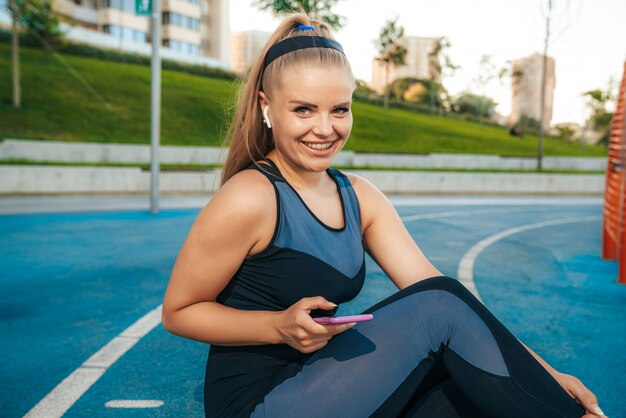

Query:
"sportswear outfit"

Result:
[[203, 159, 585, 418]]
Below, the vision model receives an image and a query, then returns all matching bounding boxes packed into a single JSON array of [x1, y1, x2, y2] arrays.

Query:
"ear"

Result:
[[258, 91, 269, 110]]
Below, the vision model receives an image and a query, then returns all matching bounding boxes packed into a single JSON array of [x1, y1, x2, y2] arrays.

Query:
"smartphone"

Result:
[[312, 314, 373, 325]]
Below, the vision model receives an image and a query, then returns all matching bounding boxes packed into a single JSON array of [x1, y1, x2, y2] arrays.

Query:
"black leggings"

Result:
[[249, 276, 586, 418]]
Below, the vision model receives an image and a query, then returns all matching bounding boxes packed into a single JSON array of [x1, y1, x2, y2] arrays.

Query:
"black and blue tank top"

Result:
[[204, 158, 367, 418]]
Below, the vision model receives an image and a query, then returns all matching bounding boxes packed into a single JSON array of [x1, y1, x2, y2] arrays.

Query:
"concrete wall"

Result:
[[0, 139, 228, 165], [0, 139, 606, 171], [0, 165, 604, 195]]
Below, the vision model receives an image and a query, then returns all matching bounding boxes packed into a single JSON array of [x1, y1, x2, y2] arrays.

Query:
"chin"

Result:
[[299, 160, 329, 172]]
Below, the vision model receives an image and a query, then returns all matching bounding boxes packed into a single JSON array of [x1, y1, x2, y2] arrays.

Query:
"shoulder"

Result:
[[337, 170, 391, 233], [341, 170, 387, 203], [199, 166, 276, 227]]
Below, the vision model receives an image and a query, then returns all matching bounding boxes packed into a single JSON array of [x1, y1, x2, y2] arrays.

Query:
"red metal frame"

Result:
[[602, 61, 626, 284]]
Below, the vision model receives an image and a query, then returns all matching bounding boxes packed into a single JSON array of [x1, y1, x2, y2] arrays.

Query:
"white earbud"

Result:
[[263, 106, 272, 129]]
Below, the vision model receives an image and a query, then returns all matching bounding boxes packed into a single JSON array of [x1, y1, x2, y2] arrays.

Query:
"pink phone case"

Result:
[[312, 314, 373, 324]]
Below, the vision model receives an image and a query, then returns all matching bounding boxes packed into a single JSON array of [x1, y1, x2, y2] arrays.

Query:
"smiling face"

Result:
[[259, 64, 355, 173]]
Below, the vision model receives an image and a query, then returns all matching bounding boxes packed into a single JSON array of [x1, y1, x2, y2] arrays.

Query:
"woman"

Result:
[[161, 13, 606, 418]]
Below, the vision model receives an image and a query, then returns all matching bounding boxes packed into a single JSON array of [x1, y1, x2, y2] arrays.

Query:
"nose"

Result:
[[312, 113, 334, 137]]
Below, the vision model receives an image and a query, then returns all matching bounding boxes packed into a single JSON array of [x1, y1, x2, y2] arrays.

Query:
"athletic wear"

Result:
[[204, 159, 366, 417], [204, 159, 586, 418]]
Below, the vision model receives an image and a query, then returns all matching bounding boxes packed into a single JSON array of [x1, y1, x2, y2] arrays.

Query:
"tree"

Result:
[[390, 77, 443, 108], [390, 77, 420, 101], [554, 124, 575, 141], [403, 82, 427, 103], [354, 79, 376, 99], [520, 115, 541, 135], [498, 59, 523, 127], [453, 92, 497, 119], [428, 36, 459, 115], [252, 0, 346, 30], [583, 79, 617, 146], [536, 0, 579, 169], [471, 55, 498, 125], [373, 16, 407, 111], [18, 0, 65, 48], [498, 60, 524, 86], [8, 0, 28, 108], [7, 0, 66, 108]]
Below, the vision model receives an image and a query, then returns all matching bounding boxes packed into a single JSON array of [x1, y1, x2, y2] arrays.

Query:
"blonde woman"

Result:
[[161, 13, 604, 418]]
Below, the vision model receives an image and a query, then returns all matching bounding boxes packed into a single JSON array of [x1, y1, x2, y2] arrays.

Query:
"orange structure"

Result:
[[601, 61, 626, 284]]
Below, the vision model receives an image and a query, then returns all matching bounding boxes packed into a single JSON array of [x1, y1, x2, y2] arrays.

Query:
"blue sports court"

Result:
[[1, 194, 624, 417]]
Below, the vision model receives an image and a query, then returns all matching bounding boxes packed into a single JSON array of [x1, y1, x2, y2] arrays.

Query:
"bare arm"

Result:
[[347, 174, 606, 416], [348, 174, 561, 371], [346, 173, 443, 289], [517, 339, 558, 376], [161, 170, 281, 346]]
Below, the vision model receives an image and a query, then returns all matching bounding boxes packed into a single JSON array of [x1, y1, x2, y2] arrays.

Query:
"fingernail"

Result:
[[591, 404, 604, 416], [329, 302, 337, 306]]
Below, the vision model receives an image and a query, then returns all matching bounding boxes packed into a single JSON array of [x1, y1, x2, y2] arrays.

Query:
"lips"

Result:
[[300, 140, 338, 151]]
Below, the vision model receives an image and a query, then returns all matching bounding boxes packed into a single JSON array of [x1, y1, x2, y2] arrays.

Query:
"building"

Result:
[[0, 0, 230, 67], [551, 122, 603, 145], [370, 36, 439, 94], [231, 30, 271, 75], [509, 52, 556, 130]]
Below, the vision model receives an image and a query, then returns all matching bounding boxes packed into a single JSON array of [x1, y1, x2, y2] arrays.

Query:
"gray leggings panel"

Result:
[[249, 276, 585, 418]]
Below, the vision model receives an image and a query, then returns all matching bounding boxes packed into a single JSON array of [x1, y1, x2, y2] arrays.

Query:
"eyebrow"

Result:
[[288, 100, 352, 107]]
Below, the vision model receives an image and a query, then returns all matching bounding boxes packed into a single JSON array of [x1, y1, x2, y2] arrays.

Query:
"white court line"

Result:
[[22, 210, 602, 417], [389, 195, 602, 207], [400, 207, 532, 222], [23, 305, 163, 418], [105, 400, 164, 408], [456, 215, 602, 303]]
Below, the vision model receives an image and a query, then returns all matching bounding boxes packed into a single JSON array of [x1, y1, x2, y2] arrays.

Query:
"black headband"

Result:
[[262, 35, 345, 72]]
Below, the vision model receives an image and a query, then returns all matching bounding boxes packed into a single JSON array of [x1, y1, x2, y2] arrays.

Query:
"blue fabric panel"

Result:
[[249, 288, 510, 418], [273, 174, 364, 278]]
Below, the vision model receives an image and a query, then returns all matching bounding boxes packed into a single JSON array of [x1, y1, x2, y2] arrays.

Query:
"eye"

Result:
[[294, 106, 311, 115], [294, 106, 350, 115]]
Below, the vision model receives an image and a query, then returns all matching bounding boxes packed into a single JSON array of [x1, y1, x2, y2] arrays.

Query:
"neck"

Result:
[[267, 152, 327, 191]]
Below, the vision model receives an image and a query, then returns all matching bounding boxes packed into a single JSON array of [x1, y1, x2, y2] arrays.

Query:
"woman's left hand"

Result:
[[552, 371, 607, 417]]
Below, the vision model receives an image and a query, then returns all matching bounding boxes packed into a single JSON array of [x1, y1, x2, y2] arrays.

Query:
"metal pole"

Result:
[[150, 0, 161, 214]]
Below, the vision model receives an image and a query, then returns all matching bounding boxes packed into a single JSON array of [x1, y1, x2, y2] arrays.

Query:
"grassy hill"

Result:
[[0, 42, 606, 157]]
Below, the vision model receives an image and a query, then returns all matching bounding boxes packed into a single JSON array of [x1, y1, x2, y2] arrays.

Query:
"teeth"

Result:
[[303, 141, 333, 150]]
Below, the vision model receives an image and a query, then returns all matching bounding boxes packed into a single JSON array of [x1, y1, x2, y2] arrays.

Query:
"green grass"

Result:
[[0, 42, 607, 157], [0, 158, 605, 174]]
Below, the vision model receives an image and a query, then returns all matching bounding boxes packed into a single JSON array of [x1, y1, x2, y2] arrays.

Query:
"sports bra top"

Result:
[[213, 158, 366, 321], [204, 159, 367, 417]]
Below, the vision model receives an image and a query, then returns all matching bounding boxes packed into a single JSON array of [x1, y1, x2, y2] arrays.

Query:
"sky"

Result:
[[229, 0, 626, 126]]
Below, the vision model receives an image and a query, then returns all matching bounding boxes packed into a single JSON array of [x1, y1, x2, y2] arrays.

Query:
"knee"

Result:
[[421, 275, 462, 287], [417, 275, 472, 298]]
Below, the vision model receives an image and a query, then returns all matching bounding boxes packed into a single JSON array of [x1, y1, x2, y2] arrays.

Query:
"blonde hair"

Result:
[[218, 11, 356, 186]]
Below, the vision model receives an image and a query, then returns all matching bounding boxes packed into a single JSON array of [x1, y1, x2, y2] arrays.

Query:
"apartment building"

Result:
[[370, 36, 439, 94], [509, 52, 556, 130], [230, 30, 270, 75], [0, 0, 230, 64]]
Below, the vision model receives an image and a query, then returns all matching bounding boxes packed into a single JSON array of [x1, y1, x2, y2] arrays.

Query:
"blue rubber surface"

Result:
[[1, 202, 624, 417]]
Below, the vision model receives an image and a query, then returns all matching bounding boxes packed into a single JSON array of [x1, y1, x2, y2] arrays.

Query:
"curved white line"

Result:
[[401, 207, 531, 222], [23, 305, 163, 418], [456, 215, 602, 303], [23, 212, 602, 417]]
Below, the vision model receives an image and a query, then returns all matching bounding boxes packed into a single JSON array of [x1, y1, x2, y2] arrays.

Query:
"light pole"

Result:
[[149, 0, 161, 214]]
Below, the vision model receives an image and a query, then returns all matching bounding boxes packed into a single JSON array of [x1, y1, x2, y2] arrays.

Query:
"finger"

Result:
[[300, 339, 328, 353], [330, 322, 357, 335], [301, 296, 337, 312], [570, 384, 603, 416], [299, 314, 334, 336], [304, 322, 355, 342]]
